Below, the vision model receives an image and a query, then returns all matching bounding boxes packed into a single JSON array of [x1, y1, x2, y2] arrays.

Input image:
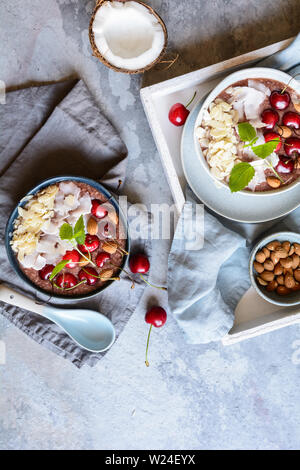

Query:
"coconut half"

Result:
[[89, 0, 167, 73]]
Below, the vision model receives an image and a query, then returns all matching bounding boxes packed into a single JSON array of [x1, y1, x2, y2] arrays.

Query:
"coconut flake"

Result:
[[227, 86, 267, 120], [92, 1, 165, 71]]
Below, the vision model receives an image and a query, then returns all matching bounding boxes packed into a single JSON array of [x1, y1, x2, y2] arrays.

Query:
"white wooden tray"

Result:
[[141, 37, 300, 345]]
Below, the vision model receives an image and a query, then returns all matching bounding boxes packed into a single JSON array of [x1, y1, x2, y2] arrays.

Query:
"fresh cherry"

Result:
[[270, 90, 290, 110], [264, 131, 282, 152], [78, 234, 100, 253], [145, 306, 167, 367], [56, 273, 78, 289], [39, 264, 55, 281], [275, 155, 295, 174], [129, 254, 150, 274], [284, 137, 300, 156], [96, 252, 110, 268], [62, 249, 80, 268], [78, 267, 98, 286], [261, 109, 279, 129], [282, 112, 300, 130], [168, 92, 197, 127], [91, 199, 108, 219]]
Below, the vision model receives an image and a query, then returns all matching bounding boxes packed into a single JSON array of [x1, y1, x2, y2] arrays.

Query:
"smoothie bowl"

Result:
[[5, 176, 129, 300], [194, 68, 300, 195]]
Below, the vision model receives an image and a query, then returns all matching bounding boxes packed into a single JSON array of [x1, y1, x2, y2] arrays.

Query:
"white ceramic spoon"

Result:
[[0, 284, 115, 353]]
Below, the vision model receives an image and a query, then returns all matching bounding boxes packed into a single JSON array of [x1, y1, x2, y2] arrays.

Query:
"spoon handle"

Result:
[[0, 284, 44, 315]]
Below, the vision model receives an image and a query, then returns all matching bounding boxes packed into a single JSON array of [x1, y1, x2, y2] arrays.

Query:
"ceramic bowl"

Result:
[[249, 231, 300, 307], [5, 176, 130, 301], [194, 67, 300, 196]]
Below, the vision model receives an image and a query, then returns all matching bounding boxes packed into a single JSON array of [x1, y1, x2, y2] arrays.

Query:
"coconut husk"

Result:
[[89, 0, 168, 74]]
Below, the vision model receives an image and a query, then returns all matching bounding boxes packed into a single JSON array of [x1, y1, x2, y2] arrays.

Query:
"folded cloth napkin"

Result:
[[168, 34, 300, 344], [0, 80, 150, 368]]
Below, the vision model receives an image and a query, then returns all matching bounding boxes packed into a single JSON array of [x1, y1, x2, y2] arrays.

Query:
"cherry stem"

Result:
[[52, 280, 87, 291], [110, 264, 135, 289], [82, 268, 120, 282], [140, 274, 167, 291], [145, 324, 152, 367], [105, 240, 128, 256], [266, 161, 285, 184], [281, 73, 300, 94], [185, 91, 197, 109], [73, 244, 96, 267]]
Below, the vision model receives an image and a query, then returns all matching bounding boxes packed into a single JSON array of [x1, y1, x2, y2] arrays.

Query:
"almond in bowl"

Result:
[[250, 233, 300, 307]]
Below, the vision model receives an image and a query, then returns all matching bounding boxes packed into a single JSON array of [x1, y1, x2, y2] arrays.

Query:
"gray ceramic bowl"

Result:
[[249, 231, 300, 307]]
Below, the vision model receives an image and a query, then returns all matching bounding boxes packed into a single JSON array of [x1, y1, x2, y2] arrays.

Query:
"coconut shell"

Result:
[[89, 0, 168, 74]]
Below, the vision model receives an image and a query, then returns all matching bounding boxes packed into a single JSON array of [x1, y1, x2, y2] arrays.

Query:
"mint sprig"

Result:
[[229, 122, 281, 193]]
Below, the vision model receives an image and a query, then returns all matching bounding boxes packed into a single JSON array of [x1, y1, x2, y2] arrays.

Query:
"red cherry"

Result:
[[264, 131, 282, 152], [169, 103, 190, 127], [168, 91, 197, 127], [56, 273, 78, 289], [261, 109, 279, 129], [78, 267, 98, 286], [96, 252, 110, 268], [39, 264, 55, 281], [282, 112, 300, 130], [270, 90, 290, 110], [91, 199, 108, 219], [284, 137, 300, 156], [145, 306, 167, 367], [62, 249, 80, 268], [78, 234, 100, 253], [145, 306, 167, 328], [275, 155, 295, 174], [129, 254, 150, 274]]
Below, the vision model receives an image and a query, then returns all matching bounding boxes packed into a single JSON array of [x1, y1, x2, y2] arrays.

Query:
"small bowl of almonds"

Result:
[[250, 232, 300, 306]]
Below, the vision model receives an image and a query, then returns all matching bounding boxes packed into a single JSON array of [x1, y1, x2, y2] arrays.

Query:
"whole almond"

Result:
[[277, 275, 284, 285], [291, 254, 300, 270], [280, 257, 293, 269], [285, 273, 295, 289], [274, 263, 283, 276], [270, 252, 280, 265], [264, 259, 274, 271], [87, 217, 98, 235], [294, 102, 300, 113], [254, 261, 264, 274], [255, 251, 266, 263], [107, 211, 119, 226], [267, 280, 278, 292], [289, 245, 295, 256], [262, 247, 270, 258], [266, 176, 281, 189], [294, 243, 300, 256], [283, 267, 293, 275], [266, 241, 281, 251], [79, 256, 90, 267], [260, 271, 274, 282], [102, 241, 118, 254], [275, 246, 288, 259], [257, 276, 268, 286], [277, 285, 291, 296], [294, 269, 300, 282], [282, 241, 291, 253], [291, 282, 300, 291], [277, 125, 292, 138], [100, 268, 119, 282]]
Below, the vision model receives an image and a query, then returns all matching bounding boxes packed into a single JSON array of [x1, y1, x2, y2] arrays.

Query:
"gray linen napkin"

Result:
[[168, 34, 300, 344], [0, 80, 149, 367]]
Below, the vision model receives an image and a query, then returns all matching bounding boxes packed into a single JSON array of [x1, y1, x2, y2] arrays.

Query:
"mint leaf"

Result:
[[74, 215, 85, 245], [59, 223, 73, 240], [252, 139, 280, 159], [49, 259, 69, 281], [229, 162, 255, 193], [238, 122, 256, 142]]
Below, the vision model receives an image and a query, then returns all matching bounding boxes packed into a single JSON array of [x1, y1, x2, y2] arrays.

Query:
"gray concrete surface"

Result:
[[0, 0, 300, 450]]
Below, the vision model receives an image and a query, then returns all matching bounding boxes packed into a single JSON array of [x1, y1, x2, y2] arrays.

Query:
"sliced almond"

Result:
[[87, 217, 98, 235]]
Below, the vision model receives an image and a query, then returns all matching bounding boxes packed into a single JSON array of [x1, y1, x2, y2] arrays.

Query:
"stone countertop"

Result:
[[0, 0, 300, 450]]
